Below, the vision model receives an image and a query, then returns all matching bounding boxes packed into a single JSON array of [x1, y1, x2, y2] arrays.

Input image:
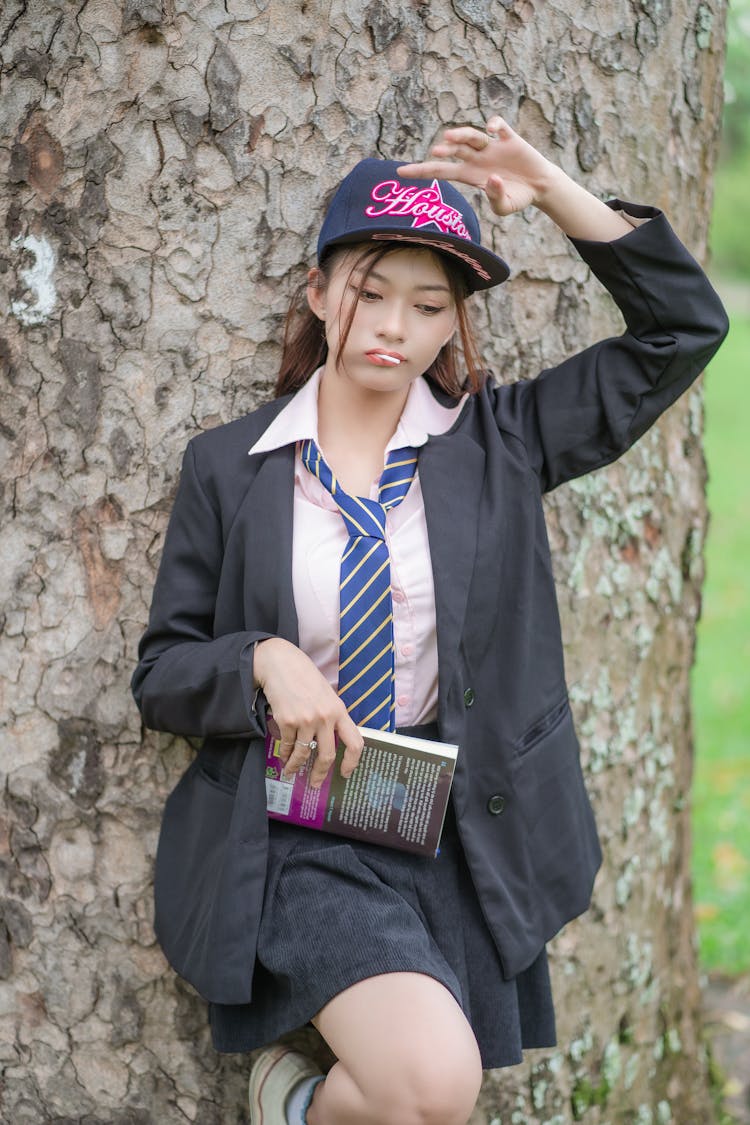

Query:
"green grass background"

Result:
[[708, 150, 750, 283], [691, 300, 750, 976]]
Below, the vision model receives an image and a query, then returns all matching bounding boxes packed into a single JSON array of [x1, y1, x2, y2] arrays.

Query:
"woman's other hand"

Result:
[[398, 116, 633, 241], [397, 117, 557, 217], [254, 637, 363, 788]]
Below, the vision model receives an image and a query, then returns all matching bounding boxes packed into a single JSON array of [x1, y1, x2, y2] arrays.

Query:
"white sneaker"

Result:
[[248, 1044, 323, 1125]]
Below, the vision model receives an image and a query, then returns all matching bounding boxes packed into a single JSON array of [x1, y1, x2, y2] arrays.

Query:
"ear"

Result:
[[306, 267, 327, 321]]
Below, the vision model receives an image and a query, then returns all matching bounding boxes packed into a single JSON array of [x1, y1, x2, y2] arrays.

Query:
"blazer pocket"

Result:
[[511, 701, 584, 838], [198, 763, 240, 795], [510, 702, 602, 935], [514, 695, 570, 758]]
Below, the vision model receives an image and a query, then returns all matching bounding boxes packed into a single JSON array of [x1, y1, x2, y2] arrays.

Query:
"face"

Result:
[[307, 246, 458, 397]]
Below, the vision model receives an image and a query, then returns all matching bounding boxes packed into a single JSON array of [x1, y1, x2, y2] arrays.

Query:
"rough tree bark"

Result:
[[0, 1, 727, 1122]]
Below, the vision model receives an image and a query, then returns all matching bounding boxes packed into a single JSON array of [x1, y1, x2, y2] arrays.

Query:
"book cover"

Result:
[[264, 719, 458, 857]]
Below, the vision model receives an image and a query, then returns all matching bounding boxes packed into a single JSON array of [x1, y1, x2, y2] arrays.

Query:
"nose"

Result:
[[376, 299, 406, 342]]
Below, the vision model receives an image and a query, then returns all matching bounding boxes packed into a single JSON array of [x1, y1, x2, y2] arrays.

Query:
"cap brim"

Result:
[[321, 227, 510, 292]]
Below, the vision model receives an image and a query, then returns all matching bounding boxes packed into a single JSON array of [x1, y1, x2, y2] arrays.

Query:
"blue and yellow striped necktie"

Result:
[[300, 439, 418, 731]]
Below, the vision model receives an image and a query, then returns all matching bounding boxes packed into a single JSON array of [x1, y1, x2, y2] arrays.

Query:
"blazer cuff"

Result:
[[241, 637, 272, 738], [567, 199, 661, 252]]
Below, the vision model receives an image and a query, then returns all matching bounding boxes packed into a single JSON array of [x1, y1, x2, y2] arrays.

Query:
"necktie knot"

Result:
[[300, 440, 416, 538], [340, 495, 387, 543]]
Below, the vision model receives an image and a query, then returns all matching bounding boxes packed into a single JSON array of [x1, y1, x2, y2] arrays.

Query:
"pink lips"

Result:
[[366, 350, 406, 366]]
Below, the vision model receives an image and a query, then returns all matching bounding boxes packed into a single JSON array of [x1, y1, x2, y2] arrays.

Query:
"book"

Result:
[[263, 718, 458, 857]]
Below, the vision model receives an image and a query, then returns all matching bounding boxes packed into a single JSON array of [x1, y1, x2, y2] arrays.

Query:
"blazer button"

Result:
[[487, 794, 506, 816], [463, 688, 475, 707]]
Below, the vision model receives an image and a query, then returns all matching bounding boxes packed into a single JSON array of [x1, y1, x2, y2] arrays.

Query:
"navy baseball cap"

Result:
[[317, 158, 510, 293]]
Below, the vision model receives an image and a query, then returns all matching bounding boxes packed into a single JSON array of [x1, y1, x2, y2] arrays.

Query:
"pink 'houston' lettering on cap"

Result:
[[365, 179, 471, 241]]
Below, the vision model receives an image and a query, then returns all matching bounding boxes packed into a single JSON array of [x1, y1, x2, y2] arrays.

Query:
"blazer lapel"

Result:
[[419, 433, 486, 737], [241, 445, 299, 645]]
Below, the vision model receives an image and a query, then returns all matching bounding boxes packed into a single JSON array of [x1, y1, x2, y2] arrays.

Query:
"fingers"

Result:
[[431, 140, 490, 161], [275, 730, 295, 767], [307, 726, 338, 789], [338, 717, 365, 780], [484, 173, 506, 203], [277, 714, 364, 790], [398, 116, 517, 172], [398, 129, 488, 178], [280, 721, 326, 785], [484, 115, 512, 139], [437, 125, 494, 150], [396, 158, 479, 182], [397, 120, 514, 184], [282, 722, 364, 789]]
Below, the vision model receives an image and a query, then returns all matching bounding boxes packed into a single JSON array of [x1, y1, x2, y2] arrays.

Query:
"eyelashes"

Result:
[[347, 285, 447, 315]]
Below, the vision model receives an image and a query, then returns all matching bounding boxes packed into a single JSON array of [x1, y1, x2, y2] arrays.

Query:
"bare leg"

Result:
[[306, 972, 483, 1125]]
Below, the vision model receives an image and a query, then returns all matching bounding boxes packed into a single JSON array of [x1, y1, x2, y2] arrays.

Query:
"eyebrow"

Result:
[[362, 268, 451, 293]]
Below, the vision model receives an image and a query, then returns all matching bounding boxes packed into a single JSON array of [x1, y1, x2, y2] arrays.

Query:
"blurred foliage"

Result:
[[709, 150, 750, 278], [692, 313, 750, 974], [721, 0, 750, 158], [693, 3, 750, 974], [709, 0, 750, 279]]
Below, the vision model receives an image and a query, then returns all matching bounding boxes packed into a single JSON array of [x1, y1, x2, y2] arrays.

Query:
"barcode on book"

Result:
[[265, 776, 294, 816]]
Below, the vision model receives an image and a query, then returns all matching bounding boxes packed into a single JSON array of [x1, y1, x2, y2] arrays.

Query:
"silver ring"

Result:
[[295, 738, 318, 752]]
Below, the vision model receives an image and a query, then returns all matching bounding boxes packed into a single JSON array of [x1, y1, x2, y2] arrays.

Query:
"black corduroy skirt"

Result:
[[209, 741, 556, 1069]]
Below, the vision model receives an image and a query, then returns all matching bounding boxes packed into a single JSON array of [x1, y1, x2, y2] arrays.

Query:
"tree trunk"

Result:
[[0, 1, 727, 1121]]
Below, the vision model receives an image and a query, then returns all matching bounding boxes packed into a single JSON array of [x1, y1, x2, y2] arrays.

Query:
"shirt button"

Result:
[[463, 688, 475, 708], [401, 644, 413, 657], [487, 794, 506, 816], [397, 694, 409, 707], [392, 589, 405, 604]]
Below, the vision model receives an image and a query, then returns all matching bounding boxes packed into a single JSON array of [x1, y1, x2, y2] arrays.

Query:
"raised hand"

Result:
[[397, 116, 557, 217], [398, 115, 634, 242]]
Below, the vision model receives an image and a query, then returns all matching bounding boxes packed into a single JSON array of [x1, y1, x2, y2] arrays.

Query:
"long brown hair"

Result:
[[275, 243, 486, 399]]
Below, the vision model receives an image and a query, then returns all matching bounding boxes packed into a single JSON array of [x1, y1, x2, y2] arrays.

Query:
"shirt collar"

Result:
[[395, 373, 468, 448], [248, 367, 325, 456], [248, 367, 468, 457]]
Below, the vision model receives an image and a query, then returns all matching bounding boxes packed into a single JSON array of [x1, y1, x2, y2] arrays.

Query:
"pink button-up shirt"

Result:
[[248, 368, 467, 727]]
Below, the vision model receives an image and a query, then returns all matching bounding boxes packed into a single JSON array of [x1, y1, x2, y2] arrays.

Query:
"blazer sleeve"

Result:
[[131, 440, 272, 738], [497, 200, 729, 493]]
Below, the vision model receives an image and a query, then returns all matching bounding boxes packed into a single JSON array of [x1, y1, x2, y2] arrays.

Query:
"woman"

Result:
[[132, 117, 728, 1125]]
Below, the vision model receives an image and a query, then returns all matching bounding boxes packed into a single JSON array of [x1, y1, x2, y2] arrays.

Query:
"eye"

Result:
[[417, 303, 447, 316], [349, 285, 381, 302]]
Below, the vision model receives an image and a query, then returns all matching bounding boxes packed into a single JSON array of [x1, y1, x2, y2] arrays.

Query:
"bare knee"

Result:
[[312, 973, 484, 1125], [367, 1042, 483, 1125]]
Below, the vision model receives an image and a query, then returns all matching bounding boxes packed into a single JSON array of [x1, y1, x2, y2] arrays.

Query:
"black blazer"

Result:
[[132, 202, 728, 1005]]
